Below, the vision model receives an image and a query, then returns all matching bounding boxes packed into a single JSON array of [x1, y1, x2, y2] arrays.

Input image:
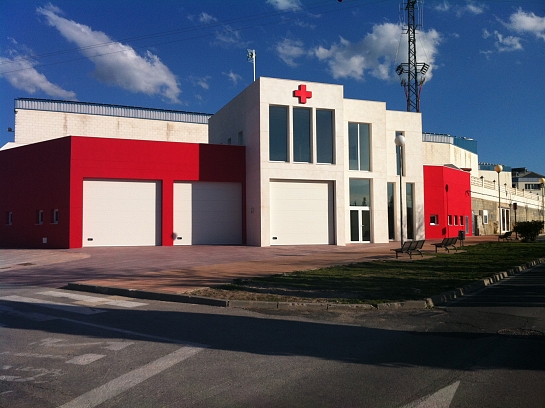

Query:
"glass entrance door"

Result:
[[350, 209, 371, 242]]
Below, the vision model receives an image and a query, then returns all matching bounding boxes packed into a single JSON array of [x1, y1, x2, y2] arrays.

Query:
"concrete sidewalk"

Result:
[[1, 237, 498, 296]]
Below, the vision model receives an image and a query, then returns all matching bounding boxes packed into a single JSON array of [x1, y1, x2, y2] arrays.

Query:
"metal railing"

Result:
[[15, 98, 212, 124]]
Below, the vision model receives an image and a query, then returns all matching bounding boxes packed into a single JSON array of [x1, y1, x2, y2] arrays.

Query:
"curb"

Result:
[[66, 257, 545, 312], [425, 257, 545, 307]]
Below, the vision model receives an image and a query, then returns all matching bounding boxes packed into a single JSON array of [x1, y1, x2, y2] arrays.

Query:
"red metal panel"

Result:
[[424, 165, 472, 239]]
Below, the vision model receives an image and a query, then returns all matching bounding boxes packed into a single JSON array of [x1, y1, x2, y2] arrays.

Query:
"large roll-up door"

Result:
[[270, 181, 334, 245], [83, 180, 161, 247], [173, 182, 242, 245]]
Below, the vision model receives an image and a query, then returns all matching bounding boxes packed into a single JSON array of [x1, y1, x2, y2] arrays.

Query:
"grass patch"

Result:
[[194, 242, 545, 305]]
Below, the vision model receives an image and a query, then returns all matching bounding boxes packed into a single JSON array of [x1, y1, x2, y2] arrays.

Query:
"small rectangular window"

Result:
[[483, 210, 489, 224], [52, 209, 59, 224], [454, 215, 459, 226], [6, 211, 13, 225], [448, 215, 453, 226], [460, 216, 464, 226], [36, 210, 44, 225], [430, 215, 438, 225]]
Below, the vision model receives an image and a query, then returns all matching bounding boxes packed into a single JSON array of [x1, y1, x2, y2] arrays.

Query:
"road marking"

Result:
[[0, 295, 104, 315], [37, 291, 147, 308], [1, 351, 65, 360], [58, 346, 203, 408], [0, 304, 58, 321], [65, 354, 106, 365], [401, 381, 460, 408]]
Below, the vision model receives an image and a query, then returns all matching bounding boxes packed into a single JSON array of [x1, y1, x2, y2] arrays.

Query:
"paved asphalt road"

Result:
[[1, 263, 545, 407]]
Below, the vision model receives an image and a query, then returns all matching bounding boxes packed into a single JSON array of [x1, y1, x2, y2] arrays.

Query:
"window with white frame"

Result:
[[430, 215, 438, 225], [348, 123, 371, 171], [483, 210, 488, 224]]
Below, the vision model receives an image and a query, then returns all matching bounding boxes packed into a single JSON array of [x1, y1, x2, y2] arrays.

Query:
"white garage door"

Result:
[[270, 181, 334, 245], [173, 182, 242, 245], [83, 180, 161, 247]]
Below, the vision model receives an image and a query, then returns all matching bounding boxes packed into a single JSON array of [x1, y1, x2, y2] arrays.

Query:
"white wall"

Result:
[[15, 109, 209, 145]]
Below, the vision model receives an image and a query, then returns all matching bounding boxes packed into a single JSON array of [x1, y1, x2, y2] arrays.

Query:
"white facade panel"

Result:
[[83, 180, 160, 247], [270, 181, 334, 245], [173, 182, 242, 245]]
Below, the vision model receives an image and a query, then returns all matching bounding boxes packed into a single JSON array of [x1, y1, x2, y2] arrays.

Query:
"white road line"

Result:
[[37, 291, 147, 308], [0, 304, 58, 321], [58, 346, 203, 408], [65, 354, 106, 365], [0, 296, 104, 315], [401, 381, 460, 408]]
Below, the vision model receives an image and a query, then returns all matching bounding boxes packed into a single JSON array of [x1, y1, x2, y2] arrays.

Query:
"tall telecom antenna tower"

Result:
[[395, 0, 429, 113]]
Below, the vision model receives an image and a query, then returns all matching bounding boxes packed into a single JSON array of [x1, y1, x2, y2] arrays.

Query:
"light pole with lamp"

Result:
[[494, 164, 503, 232], [539, 177, 545, 232], [395, 133, 406, 245]]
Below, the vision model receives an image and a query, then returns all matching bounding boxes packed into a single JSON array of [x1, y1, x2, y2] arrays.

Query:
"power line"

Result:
[[1, 0, 381, 74]]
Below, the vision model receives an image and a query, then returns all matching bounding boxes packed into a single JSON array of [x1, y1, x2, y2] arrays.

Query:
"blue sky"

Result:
[[1, 0, 544, 176]]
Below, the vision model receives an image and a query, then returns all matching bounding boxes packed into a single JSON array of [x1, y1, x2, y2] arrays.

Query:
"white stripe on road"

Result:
[[37, 291, 147, 308], [402, 381, 460, 408], [58, 346, 202, 408], [0, 296, 104, 315], [65, 354, 106, 365]]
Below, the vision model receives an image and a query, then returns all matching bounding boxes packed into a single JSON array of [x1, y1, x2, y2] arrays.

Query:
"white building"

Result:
[[209, 77, 425, 246]]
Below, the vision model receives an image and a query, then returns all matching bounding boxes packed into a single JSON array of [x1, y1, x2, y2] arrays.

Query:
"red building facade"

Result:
[[423, 165, 472, 239], [0, 136, 245, 248]]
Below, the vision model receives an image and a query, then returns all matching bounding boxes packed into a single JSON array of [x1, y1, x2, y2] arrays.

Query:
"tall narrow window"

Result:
[[36, 210, 44, 225], [406, 183, 414, 240], [269, 105, 288, 161], [316, 109, 334, 164], [387, 183, 395, 240], [52, 209, 59, 224], [293, 107, 311, 162], [348, 123, 370, 171], [350, 179, 371, 242], [6, 211, 13, 226]]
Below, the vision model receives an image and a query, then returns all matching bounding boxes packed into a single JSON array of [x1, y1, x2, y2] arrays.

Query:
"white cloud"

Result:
[[199, 12, 218, 24], [267, 0, 302, 11], [435, 1, 485, 17], [190, 76, 211, 90], [275, 38, 305, 67], [0, 53, 77, 99], [223, 70, 242, 85], [37, 4, 181, 103], [313, 23, 441, 82], [214, 25, 249, 48], [504, 9, 545, 41], [493, 31, 523, 52]]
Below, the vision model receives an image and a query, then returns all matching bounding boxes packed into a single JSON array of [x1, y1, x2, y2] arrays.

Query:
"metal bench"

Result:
[[391, 240, 425, 259], [432, 237, 458, 253], [498, 231, 513, 241]]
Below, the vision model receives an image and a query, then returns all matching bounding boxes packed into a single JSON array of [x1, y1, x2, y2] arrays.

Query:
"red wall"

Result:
[[424, 165, 472, 239], [0, 138, 72, 248], [0, 136, 246, 248]]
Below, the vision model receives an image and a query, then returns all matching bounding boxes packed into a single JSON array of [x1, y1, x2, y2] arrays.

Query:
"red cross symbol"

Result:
[[293, 84, 312, 104]]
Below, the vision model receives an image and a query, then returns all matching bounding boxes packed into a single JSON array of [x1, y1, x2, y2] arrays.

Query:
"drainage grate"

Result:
[[498, 328, 544, 337]]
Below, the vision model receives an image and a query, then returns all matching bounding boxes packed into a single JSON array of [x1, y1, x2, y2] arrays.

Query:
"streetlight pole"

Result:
[[541, 177, 545, 232], [395, 133, 406, 245], [494, 164, 503, 232]]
